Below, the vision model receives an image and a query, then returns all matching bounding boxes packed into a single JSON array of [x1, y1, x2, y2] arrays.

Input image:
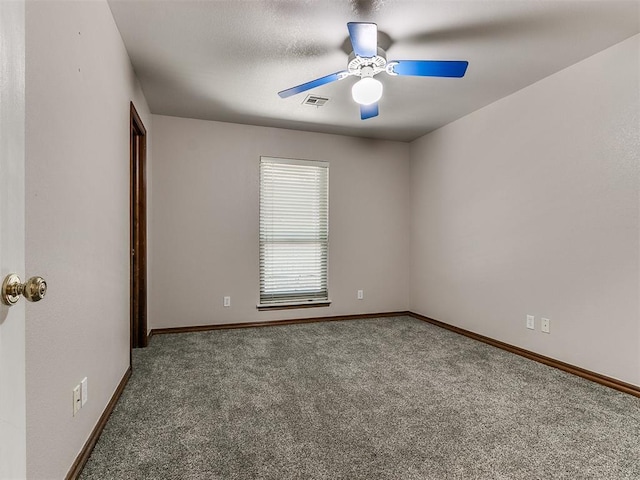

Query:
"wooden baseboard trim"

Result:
[[65, 367, 132, 480], [150, 311, 409, 336], [408, 311, 640, 398]]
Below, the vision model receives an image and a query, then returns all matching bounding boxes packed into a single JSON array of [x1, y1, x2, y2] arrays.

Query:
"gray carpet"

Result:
[[80, 316, 640, 479]]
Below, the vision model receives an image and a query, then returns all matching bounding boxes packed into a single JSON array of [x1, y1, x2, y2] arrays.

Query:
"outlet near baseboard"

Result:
[[541, 317, 550, 334], [73, 385, 81, 416]]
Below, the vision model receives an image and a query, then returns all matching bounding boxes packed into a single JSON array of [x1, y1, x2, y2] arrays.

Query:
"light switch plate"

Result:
[[81, 377, 88, 406], [526, 315, 535, 330]]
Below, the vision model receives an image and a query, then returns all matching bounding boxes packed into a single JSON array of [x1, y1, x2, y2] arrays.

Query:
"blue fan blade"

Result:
[[278, 71, 348, 98], [347, 22, 377, 58], [389, 60, 468, 78], [360, 102, 379, 120]]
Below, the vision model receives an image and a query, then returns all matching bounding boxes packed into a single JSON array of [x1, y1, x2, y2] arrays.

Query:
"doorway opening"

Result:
[[130, 102, 147, 351]]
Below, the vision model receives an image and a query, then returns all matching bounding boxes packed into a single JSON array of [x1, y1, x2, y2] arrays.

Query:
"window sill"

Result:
[[257, 300, 332, 311]]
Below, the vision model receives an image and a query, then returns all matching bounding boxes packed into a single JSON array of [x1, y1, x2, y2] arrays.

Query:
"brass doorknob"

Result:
[[1, 274, 47, 306]]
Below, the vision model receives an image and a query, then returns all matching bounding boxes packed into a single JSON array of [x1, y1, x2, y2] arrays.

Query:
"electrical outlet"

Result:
[[357, 290, 364, 300], [541, 317, 550, 334], [81, 377, 88, 406], [526, 315, 535, 330], [73, 385, 81, 416], [223, 296, 231, 307]]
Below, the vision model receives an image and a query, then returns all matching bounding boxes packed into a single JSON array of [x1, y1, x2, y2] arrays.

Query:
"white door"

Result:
[[0, 0, 26, 478]]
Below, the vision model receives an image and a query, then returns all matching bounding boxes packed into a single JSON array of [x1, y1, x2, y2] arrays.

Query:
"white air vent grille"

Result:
[[303, 95, 329, 107]]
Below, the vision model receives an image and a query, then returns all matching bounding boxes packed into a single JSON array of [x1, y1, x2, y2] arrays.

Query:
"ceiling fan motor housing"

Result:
[[348, 47, 387, 78]]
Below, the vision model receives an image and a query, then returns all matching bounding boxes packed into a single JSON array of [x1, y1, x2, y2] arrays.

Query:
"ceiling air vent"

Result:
[[303, 95, 329, 107]]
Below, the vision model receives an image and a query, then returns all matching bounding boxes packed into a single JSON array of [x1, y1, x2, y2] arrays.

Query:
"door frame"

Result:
[[130, 102, 147, 351]]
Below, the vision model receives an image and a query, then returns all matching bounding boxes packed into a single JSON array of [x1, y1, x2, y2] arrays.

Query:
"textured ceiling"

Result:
[[108, 0, 640, 142]]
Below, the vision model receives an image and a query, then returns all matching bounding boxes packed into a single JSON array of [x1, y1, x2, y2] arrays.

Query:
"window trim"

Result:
[[258, 156, 330, 310], [256, 300, 331, 311]]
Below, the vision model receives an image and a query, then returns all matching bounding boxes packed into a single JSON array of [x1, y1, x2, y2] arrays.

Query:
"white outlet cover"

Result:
[[73, 385, 81, 416], [357, 290, 363, 300], [81, 377, 88, 406], [223, 296, 231, 307], [541, 318, 550, 333]]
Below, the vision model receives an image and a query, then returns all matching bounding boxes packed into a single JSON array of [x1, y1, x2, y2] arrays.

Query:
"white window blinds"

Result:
[[259, 157, 329, 306]]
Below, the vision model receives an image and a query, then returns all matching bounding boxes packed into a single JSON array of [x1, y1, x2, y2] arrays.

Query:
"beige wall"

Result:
[[150, 115, 410, 329], [410, 35, 640, 386], [25, 1, 152, 478]]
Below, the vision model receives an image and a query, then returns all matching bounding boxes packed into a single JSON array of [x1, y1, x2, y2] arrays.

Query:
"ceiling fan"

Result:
[[278, 22, 469, 120]]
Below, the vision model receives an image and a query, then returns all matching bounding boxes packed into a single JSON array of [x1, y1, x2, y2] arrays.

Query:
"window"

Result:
[[259, 157, 329, 308]]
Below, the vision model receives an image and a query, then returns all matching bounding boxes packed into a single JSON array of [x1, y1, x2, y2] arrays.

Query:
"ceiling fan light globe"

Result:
[[352, 77, 383, 105]]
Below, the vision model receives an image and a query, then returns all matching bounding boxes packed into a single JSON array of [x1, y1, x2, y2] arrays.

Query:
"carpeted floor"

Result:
[[80, 316, 640, 479]]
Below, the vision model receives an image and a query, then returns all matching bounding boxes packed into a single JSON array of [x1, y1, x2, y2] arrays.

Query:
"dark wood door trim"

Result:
[[130, 102, 148, 351]]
